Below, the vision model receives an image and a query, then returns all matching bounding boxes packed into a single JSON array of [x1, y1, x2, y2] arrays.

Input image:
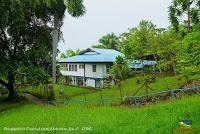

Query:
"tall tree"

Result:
[[51, 0, 86, 91], [169, 0, 200, 32]]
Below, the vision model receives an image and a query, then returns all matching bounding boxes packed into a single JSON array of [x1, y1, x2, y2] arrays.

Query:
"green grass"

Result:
[[0, 95, 200, 134], [70, 76, 182, 105], [0, 98, 27, 112], [19, 85, 92, 99], [18, 75, 199, 106], [56, 85, 90, 95]]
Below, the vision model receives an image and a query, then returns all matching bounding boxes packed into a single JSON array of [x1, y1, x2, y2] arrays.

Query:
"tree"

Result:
[[0, 0, 64, 100], [122, 20, 156, 60], [122, 20, 183, 75], [60, 49, 81, 59], [177, 32, 200, 81], [152, 28, 182, 75], [51, 0, 86, 91], [110, 56, 130, 102], [92, 33, 121, 51], [169, 0, 200, 32]]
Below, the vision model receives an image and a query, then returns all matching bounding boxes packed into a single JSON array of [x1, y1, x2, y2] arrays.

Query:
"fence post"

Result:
[[84, 93, 87, 103], [99, 89, 104, 106], [189, 88, 192, 96], [134, 97, 137, 106], [171, 90, 176, 99], [63, 92, 65, 103]]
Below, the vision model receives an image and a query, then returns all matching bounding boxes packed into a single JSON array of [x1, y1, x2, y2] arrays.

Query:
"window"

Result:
[[66, 64, 68, 71], [92, 64, 96, 72], [75, 65, 77, 71], [106, 64, 111, 73], [79, 64, 82, 69], [79, 64, 85, 69], [69, 64, 72, 71], [68, 64, 78, 71]]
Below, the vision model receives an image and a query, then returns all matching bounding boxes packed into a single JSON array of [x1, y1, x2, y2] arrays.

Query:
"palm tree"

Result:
[[93, 33, 120, 50]]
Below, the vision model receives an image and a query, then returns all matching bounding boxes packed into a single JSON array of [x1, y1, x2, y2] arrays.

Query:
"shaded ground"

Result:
[[22, 93, 43, 105]]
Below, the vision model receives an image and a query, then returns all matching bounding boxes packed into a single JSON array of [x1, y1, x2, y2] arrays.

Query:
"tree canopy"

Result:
[[169, 0, 200, 31], [0, 0, 66, 100]]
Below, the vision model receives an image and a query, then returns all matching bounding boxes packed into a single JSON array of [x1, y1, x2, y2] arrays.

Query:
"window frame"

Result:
[[69, 64, 72, 71], [66, 64, 68, 71], [106, 64, 111, 73], [75, 65, 77, 71], [92, 64, 97, 72]]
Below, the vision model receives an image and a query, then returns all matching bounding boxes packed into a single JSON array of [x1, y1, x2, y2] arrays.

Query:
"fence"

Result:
[[43, 86, 200, 106]]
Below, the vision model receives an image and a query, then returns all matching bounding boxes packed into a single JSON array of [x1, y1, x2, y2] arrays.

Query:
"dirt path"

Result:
[[22, 93, 43, 105]]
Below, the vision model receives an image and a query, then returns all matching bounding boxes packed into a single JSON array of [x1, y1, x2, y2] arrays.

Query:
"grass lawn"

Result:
[[70, 75, 182, 105], [19, 85, 92, 99], [0, 95, 200, 134], [17, 75, 199, 106]]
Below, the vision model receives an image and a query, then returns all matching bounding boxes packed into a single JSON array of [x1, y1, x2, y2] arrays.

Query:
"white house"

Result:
[[58, 48, 157, 88], [58, 48, 124, 88]]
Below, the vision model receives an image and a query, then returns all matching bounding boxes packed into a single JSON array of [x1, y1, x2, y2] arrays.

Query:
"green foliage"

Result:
[[66, 0, 86, 17], [169, 0, 200, 31], [122, 20, 156, 60], [121, 19, 199, 76], [177, 32, 200, 78], [60, 49, 81, 59], [92, 33, 121, 51], [110, 56, 130, 82], [0, 0, 66, 99], [26, 67, 49, 86]]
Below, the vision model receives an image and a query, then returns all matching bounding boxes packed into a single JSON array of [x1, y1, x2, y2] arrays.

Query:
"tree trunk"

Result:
[[52, 13, 59, 93], [7, 83, 16, 99], [187, 2, 192, 32], [0, 71, 17, 101], [153, 54, 162, 75], [118, 82, 123, 103], [172, 62, 177, 76], [7, 71, 17, 100]]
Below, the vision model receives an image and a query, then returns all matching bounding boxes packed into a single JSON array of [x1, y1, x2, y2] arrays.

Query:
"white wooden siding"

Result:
[[60, 63, 109, 79]]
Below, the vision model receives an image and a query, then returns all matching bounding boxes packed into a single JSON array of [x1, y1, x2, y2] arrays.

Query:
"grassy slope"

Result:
[[70, 76, 181, 105], [19, 75, 199, 105], [0, 95, 200, 134], [20, 85, 90, 99]]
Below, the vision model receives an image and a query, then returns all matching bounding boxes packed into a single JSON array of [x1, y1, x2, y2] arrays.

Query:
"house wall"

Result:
[[60, 63, 110, 79], [86, 79, 96, 87], [60, 63, 112, 88]]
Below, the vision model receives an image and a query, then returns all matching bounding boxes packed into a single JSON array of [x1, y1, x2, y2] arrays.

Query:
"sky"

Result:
[[58, 0, 172, 53]]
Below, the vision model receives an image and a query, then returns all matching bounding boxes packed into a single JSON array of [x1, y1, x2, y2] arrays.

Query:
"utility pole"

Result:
[[83, 62, 86, 86]]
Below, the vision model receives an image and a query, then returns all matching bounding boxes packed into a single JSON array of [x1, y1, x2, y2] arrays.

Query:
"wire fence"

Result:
[[43, 86, 200, 106]]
